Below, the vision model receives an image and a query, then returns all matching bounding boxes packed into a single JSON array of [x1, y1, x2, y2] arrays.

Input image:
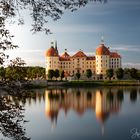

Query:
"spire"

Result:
[[101, 36, 104, 44], [54, 41, 58, 55]]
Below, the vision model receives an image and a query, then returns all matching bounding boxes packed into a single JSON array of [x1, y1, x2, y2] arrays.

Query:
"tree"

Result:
[[76, 72, 81, 80], [86, 69, 92, 79], [0, 67, 5, 81], [5, 57, 26, 81], [106, 69, 114, 80], [0, 17, 18, 66], [137, 70, 140, 81], [48, 70, 54, 80], [54, 69, 60, 80], [0, 0, 106, 34], [60, 70, 65, 80], [130, 68, 138, 79], [115, 68, 124, 79], [124, 68, 130, 75]]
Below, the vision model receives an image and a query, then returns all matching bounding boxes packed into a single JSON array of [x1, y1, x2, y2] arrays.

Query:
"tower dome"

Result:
[[96, 44, 110, 55], [46, 46, 58, 57]]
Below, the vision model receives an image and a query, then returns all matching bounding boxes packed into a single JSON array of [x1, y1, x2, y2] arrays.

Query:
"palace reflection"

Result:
[[45, 88, 125, 131]]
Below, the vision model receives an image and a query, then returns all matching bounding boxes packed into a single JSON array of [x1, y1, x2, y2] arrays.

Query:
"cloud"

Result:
[[110, 44, 140, 52], [49, 24, 105, 33], [123, 62, 140, 69]]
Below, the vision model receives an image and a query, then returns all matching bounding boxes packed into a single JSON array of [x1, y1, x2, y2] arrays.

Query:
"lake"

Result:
[[0, 86, 140, 140]]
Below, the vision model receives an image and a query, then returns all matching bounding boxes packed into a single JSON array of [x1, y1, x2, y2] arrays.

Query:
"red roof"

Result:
[[46, 47, 58, 57], [72, 51, 87, 58], [110, 52, 121, 58], [86, 56, 95, 60], [59, 52, 71, 61], [96, 44, 110, 55]]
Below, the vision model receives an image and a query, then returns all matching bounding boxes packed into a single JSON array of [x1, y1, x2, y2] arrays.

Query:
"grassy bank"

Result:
[[23, 80, 140, 89], [65, 80, 140, 87]]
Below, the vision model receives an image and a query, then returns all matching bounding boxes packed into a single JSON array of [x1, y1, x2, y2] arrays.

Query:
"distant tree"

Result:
[[25, 66, 45, 80], [130, 68, 138, 79], [48, 70, 54, 80], [137, 70, 140, 81], [106, 69, 114, 80], [124, 68, 130, 75], [76, 72, 81, 80], [60, 70, 65, 80], [86, 69, 92, 79], [54, 69, 60, 80], [115, 68, 124, 79], [5, 57, 26, 81]]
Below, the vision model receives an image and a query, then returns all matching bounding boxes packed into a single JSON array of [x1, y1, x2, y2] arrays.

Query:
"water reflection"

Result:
[[0, 87, 140, 140], [45, 88, 125, 132], [130, 89, 137, 103]]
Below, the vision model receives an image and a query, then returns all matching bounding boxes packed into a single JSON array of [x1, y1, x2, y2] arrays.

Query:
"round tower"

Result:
[[45, 41, 60, 76], [95, 44, 110, 75]]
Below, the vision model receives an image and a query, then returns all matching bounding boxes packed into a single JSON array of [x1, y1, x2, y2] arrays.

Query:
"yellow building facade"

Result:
[[45, 41, 121, 79]]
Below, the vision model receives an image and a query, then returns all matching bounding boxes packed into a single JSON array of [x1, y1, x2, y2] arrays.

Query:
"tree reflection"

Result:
[[130, 89, 137, 103], [0, 89, 45, 139], [0, 94, 29, 140], [117, 89, 124, 102]]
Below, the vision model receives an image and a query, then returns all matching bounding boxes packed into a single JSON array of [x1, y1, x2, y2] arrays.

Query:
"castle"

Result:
[[45, 41, 121, 79]]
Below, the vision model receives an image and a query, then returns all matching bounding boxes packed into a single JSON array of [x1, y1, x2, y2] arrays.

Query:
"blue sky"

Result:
[[6, 0, 140, 68]]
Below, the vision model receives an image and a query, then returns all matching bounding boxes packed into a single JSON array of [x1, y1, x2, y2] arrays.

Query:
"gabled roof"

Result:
[[72, 50, 87, 58], [110, 52, 121, 58], [59, 52, 71, 61]]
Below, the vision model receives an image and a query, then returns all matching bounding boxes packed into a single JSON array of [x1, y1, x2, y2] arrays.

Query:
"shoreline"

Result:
[[24, 80, 140, 89]]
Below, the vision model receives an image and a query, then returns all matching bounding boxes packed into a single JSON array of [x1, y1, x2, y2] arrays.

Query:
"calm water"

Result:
[[0, 86, 140, 140]]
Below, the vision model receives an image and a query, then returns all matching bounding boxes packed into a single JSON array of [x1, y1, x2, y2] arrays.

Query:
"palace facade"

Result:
[[45, 41, 121, 79]]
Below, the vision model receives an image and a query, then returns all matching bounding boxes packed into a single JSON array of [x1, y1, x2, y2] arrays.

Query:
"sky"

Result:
[[6, 0, 140, 68]]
